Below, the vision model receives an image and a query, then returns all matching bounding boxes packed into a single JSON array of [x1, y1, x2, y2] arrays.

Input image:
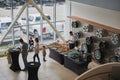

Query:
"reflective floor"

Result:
[[0, 49, 78, 80]]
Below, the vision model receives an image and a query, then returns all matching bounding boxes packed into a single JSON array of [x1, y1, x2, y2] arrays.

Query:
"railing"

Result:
[[75, 62, 120, 80], [83, 71, 111, 80]]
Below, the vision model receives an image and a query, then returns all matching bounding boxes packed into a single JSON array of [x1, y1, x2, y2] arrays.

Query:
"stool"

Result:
[[27, 62, 40, 80]]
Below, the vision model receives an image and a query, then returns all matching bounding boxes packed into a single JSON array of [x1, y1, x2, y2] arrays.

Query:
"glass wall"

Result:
[[0, 0, 65, 55]]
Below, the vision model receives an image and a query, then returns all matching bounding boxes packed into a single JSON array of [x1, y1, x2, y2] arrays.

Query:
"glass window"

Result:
[[1, 22, 11, 29], [0, 0, 66, 54], [29, 16, 34, 22]]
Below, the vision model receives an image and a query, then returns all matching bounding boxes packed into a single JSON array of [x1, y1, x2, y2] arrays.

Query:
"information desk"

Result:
[[8, 48, 21, 72], [27, 62, 40, 80], [49, 48, 64, 64], [64, 55, 89, 75]]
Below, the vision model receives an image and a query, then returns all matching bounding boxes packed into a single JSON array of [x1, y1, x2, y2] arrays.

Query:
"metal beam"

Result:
[[31, 0, 66, 42], [0, 0, 65, 44]]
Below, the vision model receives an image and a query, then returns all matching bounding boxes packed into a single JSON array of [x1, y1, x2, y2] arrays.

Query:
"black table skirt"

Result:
[[8, 48, 21, 72], [49, 48, 64, 65], [64, 56, 88, 75]]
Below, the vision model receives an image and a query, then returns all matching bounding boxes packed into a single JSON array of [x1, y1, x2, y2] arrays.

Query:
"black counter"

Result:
[[8, 48, 21, 72], [49, 48, 64, 64], [64, 55, 89, 75]]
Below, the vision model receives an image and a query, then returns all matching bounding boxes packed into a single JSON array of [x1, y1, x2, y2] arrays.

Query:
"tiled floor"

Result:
[[0, 49, 78, 80]]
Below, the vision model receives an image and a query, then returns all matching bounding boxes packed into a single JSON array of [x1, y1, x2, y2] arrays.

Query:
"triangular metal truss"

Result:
[[0, 0, 65, 44]]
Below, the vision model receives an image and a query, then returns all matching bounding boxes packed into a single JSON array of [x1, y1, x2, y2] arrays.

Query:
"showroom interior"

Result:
[[0, 0, 120, 80]]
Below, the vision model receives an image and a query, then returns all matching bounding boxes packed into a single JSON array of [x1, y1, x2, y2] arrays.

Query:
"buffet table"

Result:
[[8, 48, 21, 72], [48, 42, 70, 65], [48, 42, 75, 65], [48, 42, 92, 75], [64, 55, 88, 75], [49, 48, 64, 64]]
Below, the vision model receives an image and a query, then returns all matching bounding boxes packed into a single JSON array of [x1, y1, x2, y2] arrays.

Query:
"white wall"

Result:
[[70, 0, 120, 11], [67, 1, 120, 30]]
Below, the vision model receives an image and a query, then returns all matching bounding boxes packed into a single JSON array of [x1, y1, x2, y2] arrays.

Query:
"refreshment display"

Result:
[[48, 42, 75, 55]]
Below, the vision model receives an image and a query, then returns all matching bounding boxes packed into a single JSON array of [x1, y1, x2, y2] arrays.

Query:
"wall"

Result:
[[72, 21, 120, 62], [70, 1, 120, 30], [65, 0, 120, 64], [70, 0, 120, 11], [65, 0, 120, 41]]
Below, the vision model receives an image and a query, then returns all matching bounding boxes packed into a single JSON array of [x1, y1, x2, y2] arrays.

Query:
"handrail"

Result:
[[75, 62, 120, 80], [83, 71, 111, 80], [68, 16, 120, 34]]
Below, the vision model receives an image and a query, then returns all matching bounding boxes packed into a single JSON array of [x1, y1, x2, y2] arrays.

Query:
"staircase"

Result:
[[75, 62, 120, 80]]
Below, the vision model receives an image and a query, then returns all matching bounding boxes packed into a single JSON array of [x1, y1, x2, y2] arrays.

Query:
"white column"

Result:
[[64, 0, 72, 40]]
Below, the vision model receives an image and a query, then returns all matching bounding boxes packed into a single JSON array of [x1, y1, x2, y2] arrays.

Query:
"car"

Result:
[[22, 29, 34, 37], [0, 0, 4, 7], [0, 16, 21, 42], [18, 0, 25, 5], [1, 0, 17, 9], [19, 13, 51, 34], [19, 13, 64, 39], [19, 13, 51, 25]]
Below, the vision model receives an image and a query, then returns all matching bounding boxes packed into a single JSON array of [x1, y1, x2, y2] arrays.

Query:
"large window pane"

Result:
[[0, 0, 66, 55]]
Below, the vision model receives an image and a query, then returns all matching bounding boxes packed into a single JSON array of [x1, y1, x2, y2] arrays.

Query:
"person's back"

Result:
[[21, 42, 28, 53], [34, 42, 39, 54], [68, 31, 75, 49], [19, 38, 28, 71], [34, 29, 39, 38], [29, 37, 34, 46], [42, 46, 47, 62], [33, 38, 40, 63], [29, 37, 34, 51]]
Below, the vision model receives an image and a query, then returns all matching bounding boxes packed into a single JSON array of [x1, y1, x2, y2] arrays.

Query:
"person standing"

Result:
[[42, 45, 47, 62], [29, 37, 34, 51], [68, 31, 75, 49], [33, 38, 40, 63], [34, 29, 39, 39], [19, 38, 28, 71]]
